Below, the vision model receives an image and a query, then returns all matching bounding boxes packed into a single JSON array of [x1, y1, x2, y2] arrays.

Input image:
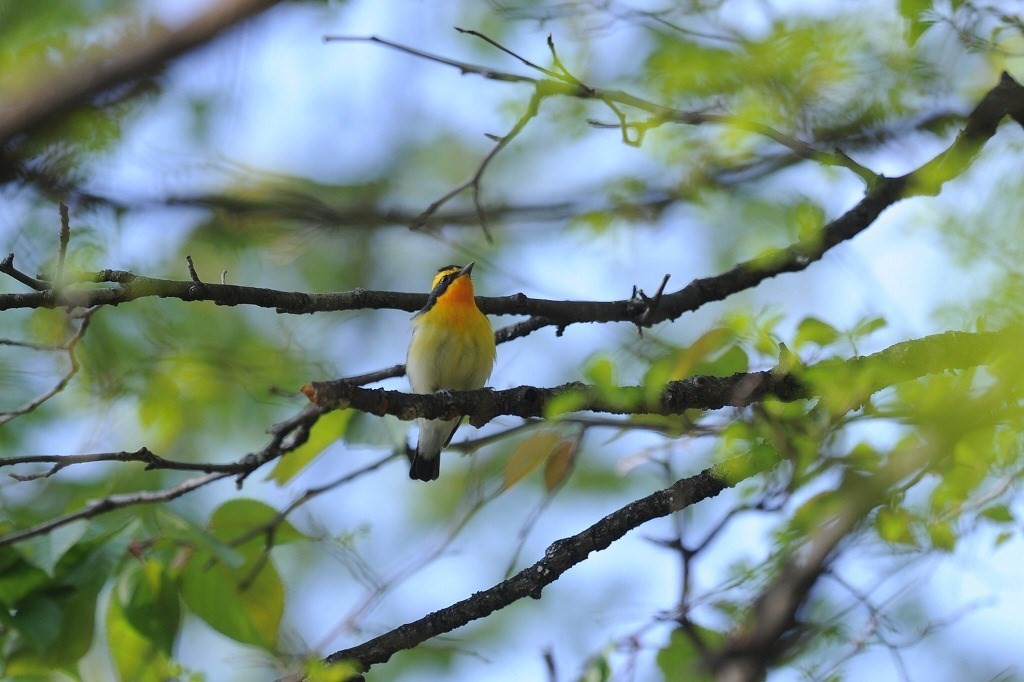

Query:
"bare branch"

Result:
[[0, 253, 51, 291], [323, 452, 749, 670], [0, 446, 253, 481], [0, 307, 98, 426], [0, 471, 233, 546], [55, 203, 70, 289], [455, 27, 562, 80]]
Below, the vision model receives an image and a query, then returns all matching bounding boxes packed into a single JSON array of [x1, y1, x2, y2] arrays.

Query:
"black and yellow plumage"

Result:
[[406, 263, 495, 481]]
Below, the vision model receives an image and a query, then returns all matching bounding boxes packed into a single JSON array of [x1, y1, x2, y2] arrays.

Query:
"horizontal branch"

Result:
[[302, 328, 1015, 423], [0, 447, 251, 481], [0, 471, 233, 546], [324, 452, 745, 670], [0, 404, 325, 547]]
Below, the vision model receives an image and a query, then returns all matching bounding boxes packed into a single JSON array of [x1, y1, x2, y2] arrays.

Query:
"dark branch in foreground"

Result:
[[0, 328, 1012, 549], [303, 328, 1016, 424], [324, 453, 744, 671]]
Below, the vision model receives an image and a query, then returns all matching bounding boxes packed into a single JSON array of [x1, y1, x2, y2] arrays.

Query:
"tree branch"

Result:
[[324, 452, 746, 671], [0, 447, 254, 481], [3, 69, 1019, 334], [302, 328, 1016, 424], [0, 471, 233, 546], [712, 442, 936, 681], [0, 306, 98, 426]]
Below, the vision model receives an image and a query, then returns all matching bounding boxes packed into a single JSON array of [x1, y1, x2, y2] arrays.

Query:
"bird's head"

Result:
[[427, 262, 476, 306]]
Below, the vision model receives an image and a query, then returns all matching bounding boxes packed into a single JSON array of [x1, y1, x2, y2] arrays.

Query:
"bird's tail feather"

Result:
[[409, 418, 460, 482]]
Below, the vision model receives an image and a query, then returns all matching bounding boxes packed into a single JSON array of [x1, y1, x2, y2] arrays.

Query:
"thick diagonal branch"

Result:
[[324, 454, 742, 670]]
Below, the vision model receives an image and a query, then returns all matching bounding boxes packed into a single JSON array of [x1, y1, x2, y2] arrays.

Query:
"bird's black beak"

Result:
[[458, 262, 475, 278]]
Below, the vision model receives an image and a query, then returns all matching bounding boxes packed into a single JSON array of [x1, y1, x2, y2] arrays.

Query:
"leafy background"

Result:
[[1, 1, 1024, 680]]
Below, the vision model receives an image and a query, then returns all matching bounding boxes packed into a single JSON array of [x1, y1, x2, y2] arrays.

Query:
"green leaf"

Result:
[[643, 329, 738, 404], [980, 504, 1014, 524], [928, 521, 957, 552], [876, 507, 916, 545], [851, 315, 887, 340], [897, 0, 933, 43], [108, 560, 181, 682], [0, 549, 49, 606], [268, 409, 353, 484], [209, 499, 306, 548], [657, 628, 713, 681], [117, 560, 181, 654], [10, 594, 62, 654], [543, 388, 589, 419], [794, 317, 839, 350], [698, 345, 749, 377], [14, 520, 89, 578], [584, 355, 616, 389], [180, 551, 284, 650]]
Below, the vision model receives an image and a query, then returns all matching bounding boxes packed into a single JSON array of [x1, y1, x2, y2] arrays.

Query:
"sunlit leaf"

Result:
[[875, 507, 916, 545], [108, 560, 181, 681], [584, 355, 616, 389], [543, 440, 576, 491], [851, 315, 887, 340], [180, 552, 283, 650], [209, 498, 307, 548], [928, 521, 957, 552], [14, 520, 89, 578], [268, 409, 353, 484], [504, 430, 561, 490], [794, 317, 839, 350]]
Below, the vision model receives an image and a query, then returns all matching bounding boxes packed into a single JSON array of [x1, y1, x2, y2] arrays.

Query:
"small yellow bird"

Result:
[[406, 263, 496, 481]]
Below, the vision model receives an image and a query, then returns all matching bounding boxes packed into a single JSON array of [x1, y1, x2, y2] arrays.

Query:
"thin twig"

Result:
[[0, 307, 98, 426], [322, 35, 538, 86], [455, 27, 561, 79], [0, 253, 51, 291], [413, 88, 545, 240], [1, 447, 251, 481], [0, 471, 233, 546], [185, 254, 203, 283]]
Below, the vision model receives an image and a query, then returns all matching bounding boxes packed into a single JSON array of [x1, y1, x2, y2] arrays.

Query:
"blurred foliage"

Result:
[[1, 0, 1023, 681]]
